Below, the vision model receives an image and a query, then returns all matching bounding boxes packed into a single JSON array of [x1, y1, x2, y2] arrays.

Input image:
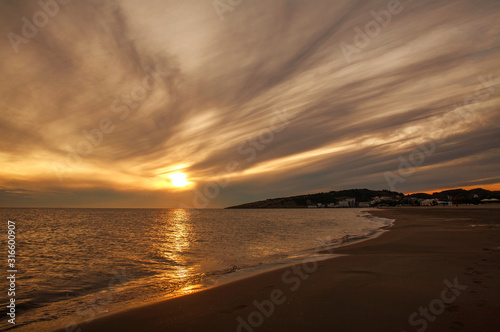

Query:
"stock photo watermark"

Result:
[[339, 0, 405, 63], [6, 220, 17, 325], [403, 277, 467, 332], [385, 73, 499, 191], [236, 236, 338, 332], [7, 0, 72, 54], [64, 268, 132, 332], [51, 64, 172, 182], [179, 108, 292, 209], [213, 0, 244, 21]]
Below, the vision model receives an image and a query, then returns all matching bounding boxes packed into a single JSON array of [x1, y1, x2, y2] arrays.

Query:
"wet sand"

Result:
[[55, 207, 500, 332]]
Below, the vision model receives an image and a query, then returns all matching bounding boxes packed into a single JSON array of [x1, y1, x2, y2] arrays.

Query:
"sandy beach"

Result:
[[55, 207, 500, 332]]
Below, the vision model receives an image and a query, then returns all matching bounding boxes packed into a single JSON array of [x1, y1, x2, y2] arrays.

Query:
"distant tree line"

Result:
[[226, 188, 499, 209]]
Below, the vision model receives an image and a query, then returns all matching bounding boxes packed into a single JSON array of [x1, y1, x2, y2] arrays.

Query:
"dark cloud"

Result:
[[1, 0, 499, 207]]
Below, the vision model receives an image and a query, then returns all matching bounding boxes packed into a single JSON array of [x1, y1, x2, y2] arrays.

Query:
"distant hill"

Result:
[[225, 188, 500, 209], [226, 188, 403, 209], [428, 188, 500, 204]]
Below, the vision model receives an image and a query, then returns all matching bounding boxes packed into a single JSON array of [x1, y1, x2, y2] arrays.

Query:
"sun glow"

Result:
[[168, 172, 190, 188]]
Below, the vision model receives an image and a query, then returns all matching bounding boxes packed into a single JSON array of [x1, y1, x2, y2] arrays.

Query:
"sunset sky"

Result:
[[1, 0, 499, 208]]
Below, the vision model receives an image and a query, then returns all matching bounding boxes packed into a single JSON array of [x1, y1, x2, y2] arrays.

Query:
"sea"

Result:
[[0, 208, 392, 331]]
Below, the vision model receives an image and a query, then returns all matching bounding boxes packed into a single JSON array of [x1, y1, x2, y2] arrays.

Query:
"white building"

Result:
[[338, 198, 356, 207], [420, 199, 436, 206]]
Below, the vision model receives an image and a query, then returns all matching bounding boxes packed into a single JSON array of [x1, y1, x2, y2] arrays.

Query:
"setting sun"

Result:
[[168, 173, 190, 187]]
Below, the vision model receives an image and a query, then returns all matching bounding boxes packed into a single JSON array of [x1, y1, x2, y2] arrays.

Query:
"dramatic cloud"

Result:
[[1, 0, 499, 207]]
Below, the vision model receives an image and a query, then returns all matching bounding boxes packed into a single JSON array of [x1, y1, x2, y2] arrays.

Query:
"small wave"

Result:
[[204, 264, 240, 276], [359, 211, 395, 227]]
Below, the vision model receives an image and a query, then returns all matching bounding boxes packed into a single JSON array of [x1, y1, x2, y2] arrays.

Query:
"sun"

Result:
[[168, 172, 190, 187]]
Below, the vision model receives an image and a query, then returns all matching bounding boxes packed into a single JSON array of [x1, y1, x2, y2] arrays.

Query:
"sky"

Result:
[[1, 0, 499, 208]]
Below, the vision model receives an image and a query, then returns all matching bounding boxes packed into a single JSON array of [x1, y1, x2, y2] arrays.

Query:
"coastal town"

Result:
[[307, 196, 500, 208], [227, 188, 500, 209]]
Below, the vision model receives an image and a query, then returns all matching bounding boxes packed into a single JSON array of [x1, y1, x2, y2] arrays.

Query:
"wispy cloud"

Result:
[[1, 0, 499, 207]]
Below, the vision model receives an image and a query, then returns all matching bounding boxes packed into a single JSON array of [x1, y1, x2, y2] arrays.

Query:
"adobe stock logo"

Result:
[[339, 0, 405, 63], [212, 0, 244, 21], [52, 64, 171, 182], [236, 236, 338, 332], [403, 277, 467, 332], [7, 0, 72, 54], [384, 74, 498, 191], [179, 108, 291, 210]]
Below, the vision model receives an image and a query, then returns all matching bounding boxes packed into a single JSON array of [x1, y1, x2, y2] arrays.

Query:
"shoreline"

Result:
[[46, 209, 391, 332], [52, 207, 500, 331], [10, 208, 389, 332]]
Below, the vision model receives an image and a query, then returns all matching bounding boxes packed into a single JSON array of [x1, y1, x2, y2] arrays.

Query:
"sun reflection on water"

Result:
[[154, 209, 204, 297]]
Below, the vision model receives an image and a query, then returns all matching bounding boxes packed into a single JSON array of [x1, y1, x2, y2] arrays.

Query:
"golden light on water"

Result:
[[154, 209, 202, 297], [168, 173, 190, 188], [168, 210, 190, 279], [1, 0, 499, 208]]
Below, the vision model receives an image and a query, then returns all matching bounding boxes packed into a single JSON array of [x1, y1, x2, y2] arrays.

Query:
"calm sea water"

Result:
[[0, 208, 391, 331]]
